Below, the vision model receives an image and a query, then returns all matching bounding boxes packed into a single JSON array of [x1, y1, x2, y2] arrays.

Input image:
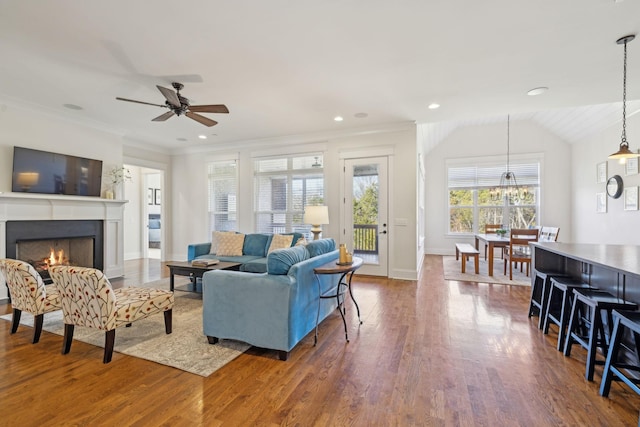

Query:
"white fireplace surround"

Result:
[[0, 192, 126, 303]]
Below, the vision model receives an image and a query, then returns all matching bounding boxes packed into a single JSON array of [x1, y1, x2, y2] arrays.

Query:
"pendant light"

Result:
[[491, 115, 527, 204], [609, 35, 640, 160]]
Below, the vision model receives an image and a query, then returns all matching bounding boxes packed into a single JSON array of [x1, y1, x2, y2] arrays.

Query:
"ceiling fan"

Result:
[[116, 82, 229, 127]]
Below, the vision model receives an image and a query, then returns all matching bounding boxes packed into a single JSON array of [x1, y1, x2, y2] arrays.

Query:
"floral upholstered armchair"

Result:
[[49, 265, 174, 363], [0, 258, 62, 343]]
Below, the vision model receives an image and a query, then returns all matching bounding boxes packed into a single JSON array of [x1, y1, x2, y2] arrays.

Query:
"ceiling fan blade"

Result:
[[116, 97, 166, 108], [156, 85, 181, 108], [188, 104, 229, 114], [186, 112, 218, 127], [152, 111, 175, 122]]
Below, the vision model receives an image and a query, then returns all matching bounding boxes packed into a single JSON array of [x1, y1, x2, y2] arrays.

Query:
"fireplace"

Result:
[[6, 220, 104, 283]]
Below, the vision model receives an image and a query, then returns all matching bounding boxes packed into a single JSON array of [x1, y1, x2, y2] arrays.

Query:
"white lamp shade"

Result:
[[304, 205, 329, 225]]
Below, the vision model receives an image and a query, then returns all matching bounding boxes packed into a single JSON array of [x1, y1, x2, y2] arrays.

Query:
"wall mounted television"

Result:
[[12, 146, 103, 197]]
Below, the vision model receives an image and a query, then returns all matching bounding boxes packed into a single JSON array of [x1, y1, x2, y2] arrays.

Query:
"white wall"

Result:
[[571, 113, 640, 244], [423, 119, 573, 255], [170, 127, 419, 279], [0, 104, 123, 193]]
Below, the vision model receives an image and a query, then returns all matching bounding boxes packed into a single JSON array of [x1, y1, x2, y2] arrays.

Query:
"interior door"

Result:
[[343, 157, 388, 276]]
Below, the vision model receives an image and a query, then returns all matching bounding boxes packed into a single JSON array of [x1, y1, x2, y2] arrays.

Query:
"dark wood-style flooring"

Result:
[[1, 255, 639, 425]]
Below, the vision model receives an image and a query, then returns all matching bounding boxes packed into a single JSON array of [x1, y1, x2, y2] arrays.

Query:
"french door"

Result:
[[342, 157, 388, 276]]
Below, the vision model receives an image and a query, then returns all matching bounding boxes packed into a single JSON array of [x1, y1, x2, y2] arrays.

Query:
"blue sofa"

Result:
[[188, 232, 304, 273], [202, 238, 340, 360]]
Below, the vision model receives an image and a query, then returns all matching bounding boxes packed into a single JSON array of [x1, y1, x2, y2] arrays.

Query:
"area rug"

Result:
[[0, 278, 250, 377], [442, 256, 531, 286]]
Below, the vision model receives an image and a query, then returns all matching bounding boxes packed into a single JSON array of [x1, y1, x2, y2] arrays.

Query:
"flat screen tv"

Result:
[[12, 147, 103, 197]]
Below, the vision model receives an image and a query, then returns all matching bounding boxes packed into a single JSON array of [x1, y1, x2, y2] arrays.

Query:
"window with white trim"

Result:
[[447, 158, 540, 234], [254, 154, 324, 236], [207, 160, 238, 233]]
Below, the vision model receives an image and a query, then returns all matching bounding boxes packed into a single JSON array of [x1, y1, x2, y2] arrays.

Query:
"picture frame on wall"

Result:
[[147, 188, 154, 205], [154, 188, 161, 205], [596, 192, 607, 213], [625, 157, 639, 176], [596, 162, 607, 184], [624, 186, 639, 211]]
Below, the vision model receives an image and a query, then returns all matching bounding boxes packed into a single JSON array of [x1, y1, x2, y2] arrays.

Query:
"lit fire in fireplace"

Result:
[[42, 248, 69, 270]]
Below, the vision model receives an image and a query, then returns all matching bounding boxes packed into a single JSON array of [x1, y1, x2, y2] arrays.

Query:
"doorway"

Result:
[[342, 157, 389, 276]]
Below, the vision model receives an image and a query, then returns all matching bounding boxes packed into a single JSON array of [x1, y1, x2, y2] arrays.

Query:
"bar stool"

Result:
[[564, 289, 638, 381], [600, 310, 640, 398], [528, 268, 570, 329], [542, 277, 593, 351]]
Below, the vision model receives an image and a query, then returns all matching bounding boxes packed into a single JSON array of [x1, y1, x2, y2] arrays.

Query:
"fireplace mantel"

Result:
[[0, 192, 127, 303]]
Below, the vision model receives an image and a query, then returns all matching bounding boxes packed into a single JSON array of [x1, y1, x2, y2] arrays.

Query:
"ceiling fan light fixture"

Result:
[[609, 35, 640, 160]]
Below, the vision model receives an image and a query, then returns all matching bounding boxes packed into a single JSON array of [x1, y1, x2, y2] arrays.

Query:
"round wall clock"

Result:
[[606, 175, 624, 199]]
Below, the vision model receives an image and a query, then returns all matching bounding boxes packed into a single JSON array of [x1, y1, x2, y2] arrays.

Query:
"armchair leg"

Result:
[[278, 350, 289, 361], [103, 329, 116, 363], [164, 309, 173, 334], [62, 324, 74, 355], [33, 314, 44, 344], [207, 336, 219, 344], [11, 308, 21, 334]]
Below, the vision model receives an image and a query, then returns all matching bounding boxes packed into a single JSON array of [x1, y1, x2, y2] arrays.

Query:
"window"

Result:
[[447, 158, 540, 234], [254, 154, 324, 236], [207, 160, 238, 233]]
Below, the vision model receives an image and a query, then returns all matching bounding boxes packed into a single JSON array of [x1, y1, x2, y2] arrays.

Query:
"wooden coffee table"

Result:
[[165, 261, 242, 292]]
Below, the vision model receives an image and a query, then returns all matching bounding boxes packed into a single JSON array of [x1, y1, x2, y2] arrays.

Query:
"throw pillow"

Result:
[[209, 231, 234, 254], [306, 238, 336, 257], [295, 237, 308, 246], [216, 233, 245, 256], [268, 234, 294, 253]]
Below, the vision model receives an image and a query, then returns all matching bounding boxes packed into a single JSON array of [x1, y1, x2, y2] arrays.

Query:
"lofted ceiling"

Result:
[[0, 1, 639, 153]]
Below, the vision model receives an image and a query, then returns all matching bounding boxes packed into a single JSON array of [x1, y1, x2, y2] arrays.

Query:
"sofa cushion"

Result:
[[305, 238, 336, 257], [267, 246, 310, 275], [243, 233, 271, 257], [268, 234, 294, 253], [240, 258, 268, 273], [217, 233, 245, 256]]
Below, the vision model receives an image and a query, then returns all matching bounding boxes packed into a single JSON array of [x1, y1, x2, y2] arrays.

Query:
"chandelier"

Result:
[[491, 115, 527, 204], [609, 35, 639, 161]]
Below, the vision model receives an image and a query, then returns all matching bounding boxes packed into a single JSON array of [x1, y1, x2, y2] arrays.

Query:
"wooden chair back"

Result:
[[485, 224, 502, 234], [503, 229, 539, 279]]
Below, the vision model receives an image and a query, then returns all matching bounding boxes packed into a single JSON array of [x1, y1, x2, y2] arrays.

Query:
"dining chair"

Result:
[[0, 258, 62, 343], [49, 265, 174, 363], [484, 224, 503, 260], [503, 229, 539, 280]]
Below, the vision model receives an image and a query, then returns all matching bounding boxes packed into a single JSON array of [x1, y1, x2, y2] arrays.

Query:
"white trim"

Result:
[[339, 145, 395, 159]]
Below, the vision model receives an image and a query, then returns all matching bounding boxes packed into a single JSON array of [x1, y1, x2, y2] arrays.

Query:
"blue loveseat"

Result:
[[202, 238, 340, 360], [188, 232, 304, 273]]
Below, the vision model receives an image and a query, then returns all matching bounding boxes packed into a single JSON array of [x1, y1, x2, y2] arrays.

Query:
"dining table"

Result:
[[474, 233, 509, 276]]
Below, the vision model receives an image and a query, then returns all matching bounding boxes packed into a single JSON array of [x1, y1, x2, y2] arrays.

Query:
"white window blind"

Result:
[[447, 158, 540, 234], [207, 160, 238, 233], [254, 154, 324, 236]]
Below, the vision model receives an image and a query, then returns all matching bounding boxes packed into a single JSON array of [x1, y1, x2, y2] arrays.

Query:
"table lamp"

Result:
[[304, 205, 329, 240]]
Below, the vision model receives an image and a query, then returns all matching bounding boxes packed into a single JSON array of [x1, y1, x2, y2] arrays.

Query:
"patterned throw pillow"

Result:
[[209, 231, 234, 254], [268, 234, 294, 253], [216, 233, 245, 256], [295, 237, 308, 246]]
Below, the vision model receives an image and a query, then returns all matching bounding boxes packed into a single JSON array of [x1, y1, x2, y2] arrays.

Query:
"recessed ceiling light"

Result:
[[176, 137, 187, 142], [63, 104, 83, 110], [428, 103, 440, 110], [354, 112, 368, 119], [527, 87, 549, 96], [198, 135, 207, 139], [334, 116, 344, 122]]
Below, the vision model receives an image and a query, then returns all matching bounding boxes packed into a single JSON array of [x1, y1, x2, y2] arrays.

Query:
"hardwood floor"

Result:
[[1, 255, 639, 425]]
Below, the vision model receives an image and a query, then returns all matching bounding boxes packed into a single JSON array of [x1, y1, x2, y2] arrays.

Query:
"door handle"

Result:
[[379, 230, 387, 234]]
